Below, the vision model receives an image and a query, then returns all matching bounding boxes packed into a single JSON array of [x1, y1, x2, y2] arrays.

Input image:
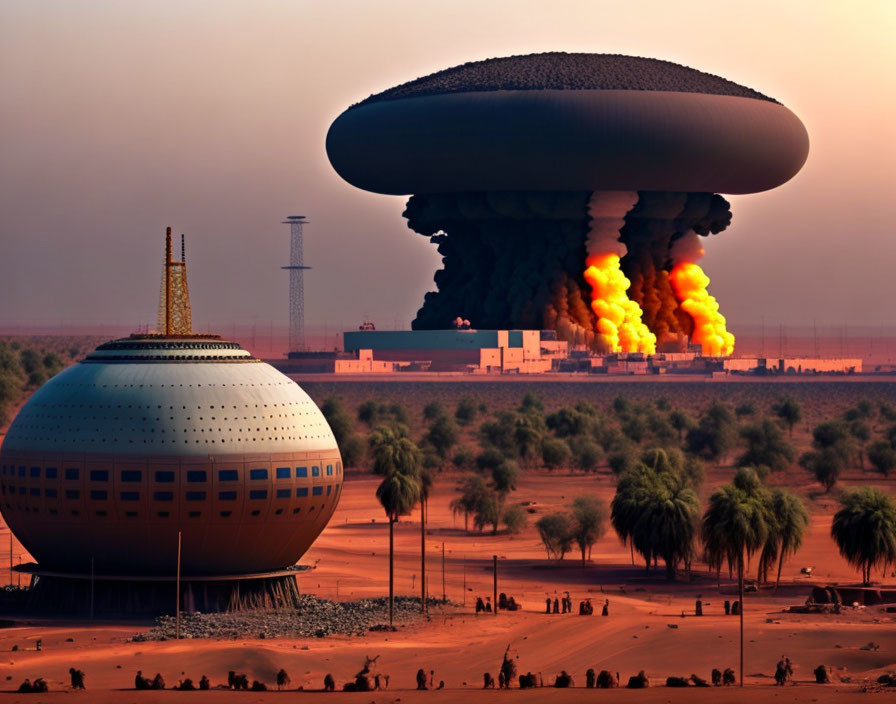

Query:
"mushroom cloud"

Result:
[[326, 53, 809, 355]]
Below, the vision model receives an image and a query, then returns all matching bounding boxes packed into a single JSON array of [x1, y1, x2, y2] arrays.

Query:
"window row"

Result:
[[1, 464, 342, 481], [4, 504, 326, 519], [1, 485, 336, 500]]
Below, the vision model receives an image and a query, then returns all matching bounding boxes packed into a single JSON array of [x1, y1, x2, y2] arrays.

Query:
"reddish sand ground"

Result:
[[0, 467, 894, 702]]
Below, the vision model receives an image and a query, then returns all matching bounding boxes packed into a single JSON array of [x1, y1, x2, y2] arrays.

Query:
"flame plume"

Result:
[[669, 261, 734, 356], [584, 192, 656, 354], [584, 253, 657, 353]]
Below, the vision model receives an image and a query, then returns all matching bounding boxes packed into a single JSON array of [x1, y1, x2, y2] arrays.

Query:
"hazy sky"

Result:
[[1, 0, 894, 333]]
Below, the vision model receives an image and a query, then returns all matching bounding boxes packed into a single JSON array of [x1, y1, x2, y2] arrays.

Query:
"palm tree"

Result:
[[757, 489, 809, 591], [702, 468, 773, 687], [376, 470, 420, 624], [831, 487, 896, 585], [611, 451, 699, 577], [370, 426, 422, 624]]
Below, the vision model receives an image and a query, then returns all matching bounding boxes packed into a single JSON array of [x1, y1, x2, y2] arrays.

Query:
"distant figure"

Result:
[[546, 597, 552, 614], [151, 673, 166, 690], [731, 600, 740, 615], [626, 670, 649, 688], [135, 670, 151, 690], [483, 672, 495, 688], [595, 670, 617, 688], [31, 678, 48, 693], [695, 599, 703, 616], [476, 597, 486, 614], [814, 665, 830, 684], [228, 671, 237, 689], [497, 672, 506, 689], [553, 670, 573, 688], [724, 600, 731, 615], [323, 674, 335, 691], [17, 679, 32, 693], [602, 599, 609, 616], [722, 668, 736, 686], [553, 598, 560, 614], [499, 592, 508, 610], [690, 673, 709, 687], [438, 680, 445, 690], [199, 675, 210, 690], [561, 597, 567, 614], [69, 668, 86, 690], [416, 668, 428, 690], [666, 676, 690, 687], [276, 669, 291, 690], [711, 668, 722, 686], [486, 596, 492, 613], [250, 680, 267, 691], [177, 678, 195, 691], [775, 656, 787, 686], [586, 668, 596, 688], [500, 646, 517, 689]]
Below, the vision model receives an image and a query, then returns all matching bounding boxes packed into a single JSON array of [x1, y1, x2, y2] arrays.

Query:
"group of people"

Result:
[[775, 656, 795, 685], [415, 668, 445, 690], [475, 592, 521, 614], [545, 594, 609, 616]]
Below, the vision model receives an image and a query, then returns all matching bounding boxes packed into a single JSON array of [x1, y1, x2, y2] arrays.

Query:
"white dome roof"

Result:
[[3, 337, 337, 457]]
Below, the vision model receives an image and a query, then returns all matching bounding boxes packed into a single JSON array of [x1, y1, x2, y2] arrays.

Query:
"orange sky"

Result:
[[0, 0, 894, 331]]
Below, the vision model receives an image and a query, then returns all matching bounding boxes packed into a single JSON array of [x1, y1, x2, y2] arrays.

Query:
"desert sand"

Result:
[[0, 464, 894, 702]]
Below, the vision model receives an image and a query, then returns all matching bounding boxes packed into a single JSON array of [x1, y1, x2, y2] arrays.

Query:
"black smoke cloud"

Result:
[[406, 190, 731, 349]]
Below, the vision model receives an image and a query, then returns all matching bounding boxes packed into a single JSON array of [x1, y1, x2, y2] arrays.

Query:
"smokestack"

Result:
[[165, 227, 172, 336], [181, 234, 186, 264]]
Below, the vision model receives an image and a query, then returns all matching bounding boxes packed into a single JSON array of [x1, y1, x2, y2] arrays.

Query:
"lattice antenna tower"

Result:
[[282, 215, 311, 352], [156, 226, 193, 335]]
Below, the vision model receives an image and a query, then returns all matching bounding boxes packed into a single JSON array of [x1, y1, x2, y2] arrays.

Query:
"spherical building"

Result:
[[0, 232, 342, 614]]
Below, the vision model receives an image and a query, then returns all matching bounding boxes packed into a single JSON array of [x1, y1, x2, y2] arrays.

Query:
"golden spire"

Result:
[[157, 227, 193, 335]]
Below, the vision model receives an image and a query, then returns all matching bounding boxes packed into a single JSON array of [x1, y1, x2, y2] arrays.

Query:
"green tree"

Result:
[[535, 512, 574, 560], [455, 397, 478, 426], [799, 420, 855, 491], [868, 440, 896, 477], [848, 420, 871, 470], [568, 436, 603, 472], [541, 437, 572, 470], [369, 426, 421, 478], [772, 396, 802, 438], [669, 410, 695, 443], [685, 403, 737, 461], [422, 401, 445, 422], [757, 489, 809, 590], [701, 468, 773, 687], [831, 487, 896, 585], [738, 418, 795, 473], [501, 504, 527, 535], [320, 397, 352, 445], [425, 415, 459, 459], [570, 496, 607, 567], [450, 475, 488, 533]]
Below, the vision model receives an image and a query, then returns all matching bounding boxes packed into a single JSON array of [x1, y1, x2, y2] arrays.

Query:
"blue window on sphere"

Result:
[[153, 491, 174, 501], [312, 486, 323, 496], [276, 489, 291, 499], [296, 487, 308, 497], [218, 491, 237, 501], [30, 467, 40, 478], [249, 490, 267, 500], [186, 491, 206, 501], [155, 471, 175, 483], [65, 489, 80, 499], [45, 488, 58, 498], [218, 470, 238, 481], [45, 467, 58, 479], [326, 465, 333, 476], [90, 490, 108, 500], [250, 469, 268, 480], [29, 487, 40, 497], [327, 485, 332, 495], [65, 468, 79, 480], [311, 466, 320, 477], [296, 467, 308, 477], [90, 470, 109, 482], [120, 491, 139, 501], [121, 470, 142, 482], [187, 470, 207, 483], [276, 467, 290, 479], [18, 466, 25, 477]]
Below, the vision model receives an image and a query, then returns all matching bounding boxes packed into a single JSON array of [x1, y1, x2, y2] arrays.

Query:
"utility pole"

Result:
[[176, 531, 182, 640], [493, 555, 498, 617], [442, 542, 446, 602]]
